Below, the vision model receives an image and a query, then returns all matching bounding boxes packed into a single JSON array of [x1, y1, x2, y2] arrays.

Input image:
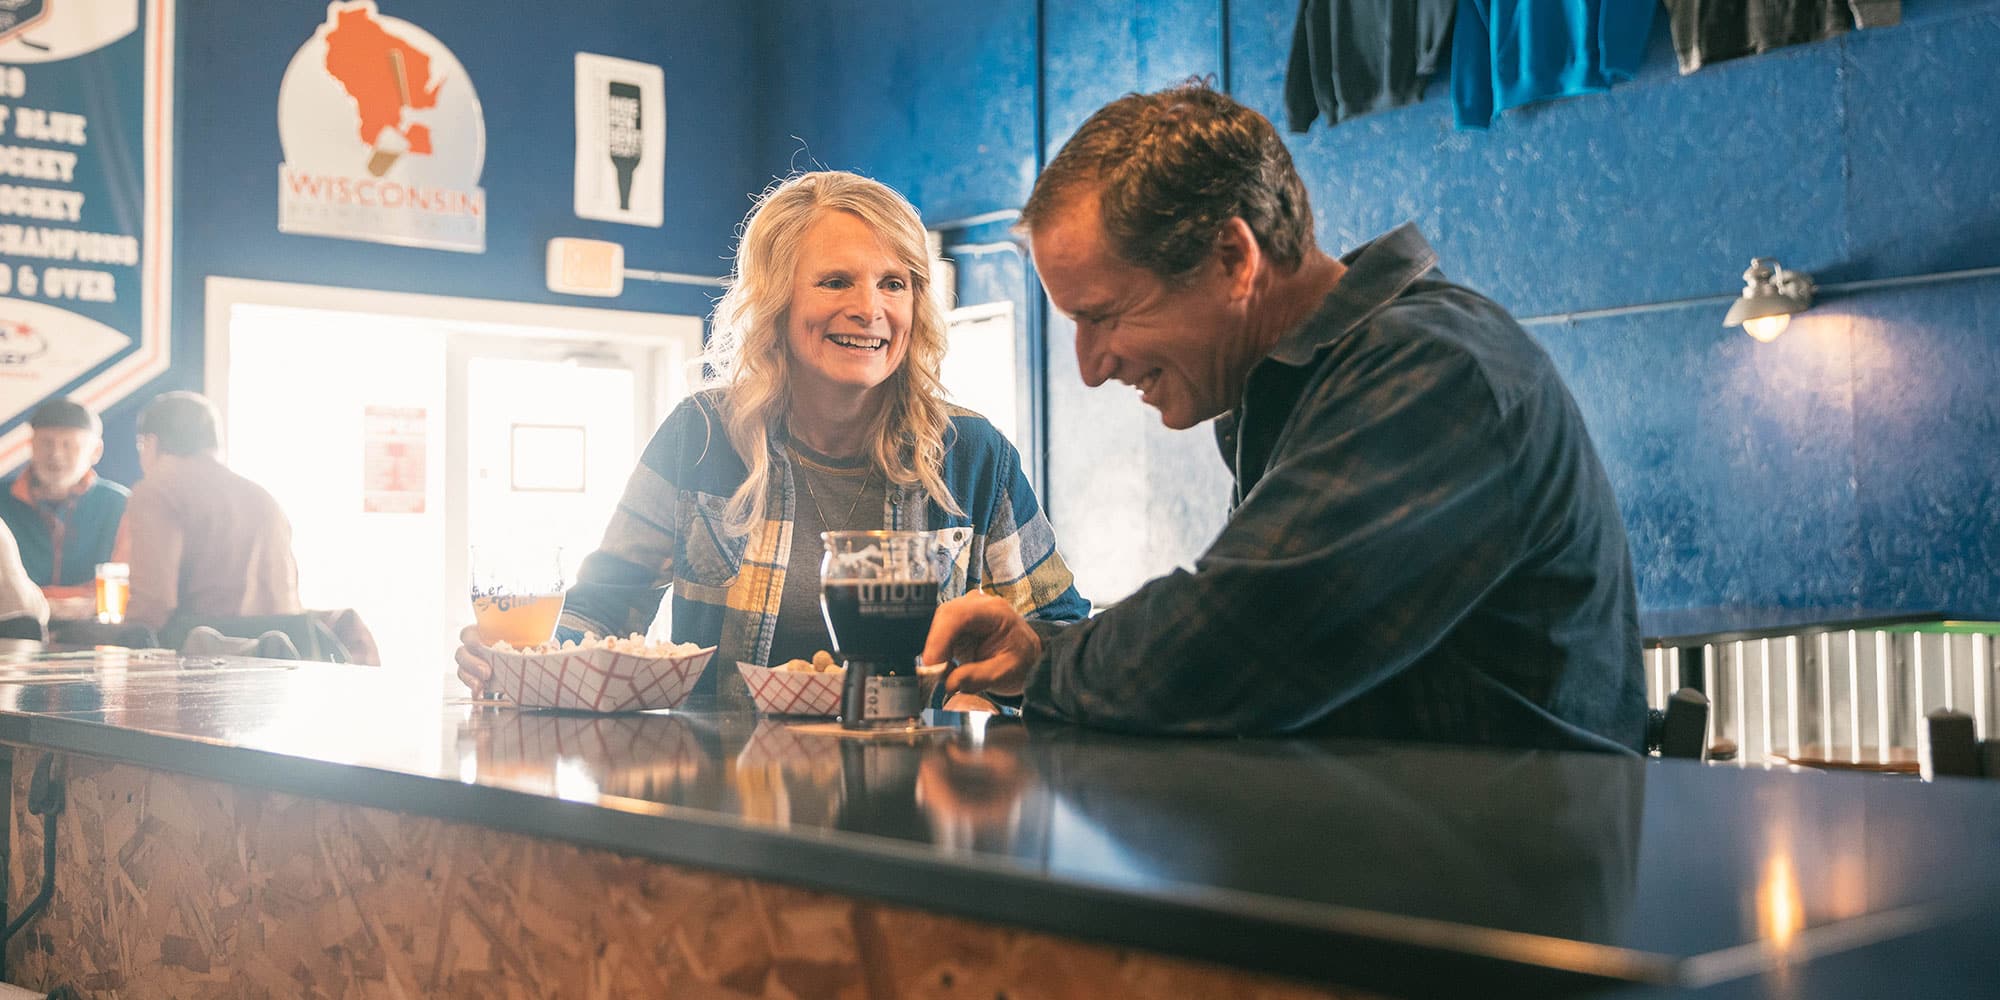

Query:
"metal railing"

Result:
[[1646, 620, 1999, 768]]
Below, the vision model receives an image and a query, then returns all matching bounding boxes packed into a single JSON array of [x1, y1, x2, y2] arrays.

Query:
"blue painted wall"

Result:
[[91, 0, 761, 485], [760, 0, 2000, 616], [78, 1, 1997, 617], [754, 1, 1042, 224]]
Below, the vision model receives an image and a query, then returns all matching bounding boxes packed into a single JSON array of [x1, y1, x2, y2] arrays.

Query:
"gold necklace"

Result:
[[794, 451, 874, 531]]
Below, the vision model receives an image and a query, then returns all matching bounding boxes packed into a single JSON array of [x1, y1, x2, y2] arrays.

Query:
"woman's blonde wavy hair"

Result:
[[702, 170, 963, 536]]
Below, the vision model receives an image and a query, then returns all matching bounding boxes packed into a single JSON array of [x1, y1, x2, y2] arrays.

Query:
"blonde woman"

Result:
[[456, 171, 1087, 704]]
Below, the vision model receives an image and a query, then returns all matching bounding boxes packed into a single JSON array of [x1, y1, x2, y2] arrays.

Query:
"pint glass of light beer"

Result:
[[469, 546, 565, 649], [95, 562, 130, 625]]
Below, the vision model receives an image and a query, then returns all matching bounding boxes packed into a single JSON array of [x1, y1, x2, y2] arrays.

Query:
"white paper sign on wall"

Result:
[[573, 53, 664, 228]]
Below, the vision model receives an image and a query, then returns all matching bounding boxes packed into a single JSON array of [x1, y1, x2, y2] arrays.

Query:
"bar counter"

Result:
[[0, 652, 1996, 998]]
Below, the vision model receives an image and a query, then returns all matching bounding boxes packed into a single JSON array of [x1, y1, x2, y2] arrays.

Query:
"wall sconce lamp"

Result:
[[1724, 258, 1815, 342]]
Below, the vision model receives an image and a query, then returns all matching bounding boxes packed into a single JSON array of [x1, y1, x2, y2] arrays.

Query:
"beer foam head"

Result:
[[820, 530, 951, 582]]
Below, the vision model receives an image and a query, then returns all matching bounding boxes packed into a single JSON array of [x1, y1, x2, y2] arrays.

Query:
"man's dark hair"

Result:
[[137, 391, 221, 456], [1020, 79, 1315, 281], [26, 396, 100, 436]]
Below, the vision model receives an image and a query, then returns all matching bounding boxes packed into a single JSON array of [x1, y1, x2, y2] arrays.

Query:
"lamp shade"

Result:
[[1724, 291, 1799, 326], [1723, 258, 1814, 333]]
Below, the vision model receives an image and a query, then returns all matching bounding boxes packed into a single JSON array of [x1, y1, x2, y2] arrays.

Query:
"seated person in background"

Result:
[[121, 391, 303, 632], [0, 397, 130, 611], [0, 519, 49, 640], [455, 170, 1088, 702], [926, 83, 1644, 752]]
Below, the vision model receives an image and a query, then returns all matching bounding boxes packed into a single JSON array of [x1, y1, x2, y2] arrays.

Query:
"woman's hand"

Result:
[[923, 593, 1042, 698], [454, 624, 495, 697]]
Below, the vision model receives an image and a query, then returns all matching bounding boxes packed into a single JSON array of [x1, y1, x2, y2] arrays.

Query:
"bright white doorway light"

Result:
[[226, 308, 451, 675], [463, 356, 635, 588], [207, 278, 701, 686]]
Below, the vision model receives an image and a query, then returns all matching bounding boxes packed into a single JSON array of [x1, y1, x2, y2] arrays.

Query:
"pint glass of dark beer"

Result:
[[820, 530, 947, 730]]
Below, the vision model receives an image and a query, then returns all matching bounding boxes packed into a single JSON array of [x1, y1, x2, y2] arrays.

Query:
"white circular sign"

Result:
[[276, 1, 483, 189]]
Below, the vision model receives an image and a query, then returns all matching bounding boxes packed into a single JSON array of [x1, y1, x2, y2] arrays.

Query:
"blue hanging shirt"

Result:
[[1452, 0, 1657, 130]]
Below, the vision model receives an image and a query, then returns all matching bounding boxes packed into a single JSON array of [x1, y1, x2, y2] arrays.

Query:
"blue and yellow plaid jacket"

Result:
[[562, 389, 1088, 675]]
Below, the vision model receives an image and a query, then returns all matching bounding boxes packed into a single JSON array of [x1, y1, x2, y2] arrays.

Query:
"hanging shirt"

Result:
[[1284, 0, 1457, 132], [1452, 0, 1657, 130], [1663, 0, 1901, 74]]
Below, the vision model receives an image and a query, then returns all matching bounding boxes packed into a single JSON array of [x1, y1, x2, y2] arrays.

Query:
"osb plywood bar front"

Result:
[[4, 748, 1364, 1000]]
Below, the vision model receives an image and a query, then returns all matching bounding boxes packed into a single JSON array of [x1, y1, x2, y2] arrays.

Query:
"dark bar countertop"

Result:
[[0, 651, 1997, 998]]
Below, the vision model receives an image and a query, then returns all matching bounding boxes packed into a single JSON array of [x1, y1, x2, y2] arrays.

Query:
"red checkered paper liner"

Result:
[[736, 661, 843, 717], [488, 645, 716, 712], [737, 661, 950, 718]]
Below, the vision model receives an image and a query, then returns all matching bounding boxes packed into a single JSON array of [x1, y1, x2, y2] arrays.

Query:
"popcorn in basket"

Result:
[[737, 652, 946, 718], [486, 633, 715, 712]]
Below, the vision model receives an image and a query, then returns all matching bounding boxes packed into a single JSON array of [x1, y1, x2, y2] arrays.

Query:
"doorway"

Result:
[[205, 278, 702, 684]]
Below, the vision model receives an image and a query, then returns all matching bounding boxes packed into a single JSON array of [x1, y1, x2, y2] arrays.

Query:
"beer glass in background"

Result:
[[820, 530, 949, 731], [95, 562, 129, 625], [469, 545, 566, 649]]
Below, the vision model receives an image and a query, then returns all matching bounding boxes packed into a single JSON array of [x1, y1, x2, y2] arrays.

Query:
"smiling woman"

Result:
[[698, 171, 962, 537], [782, 209, 917, 449], [452, 171, 1090, 705]]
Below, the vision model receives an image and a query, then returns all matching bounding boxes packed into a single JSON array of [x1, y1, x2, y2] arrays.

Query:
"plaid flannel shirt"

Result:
[[562, 390, 1088, 678], [1023, 224, 1646, 753]]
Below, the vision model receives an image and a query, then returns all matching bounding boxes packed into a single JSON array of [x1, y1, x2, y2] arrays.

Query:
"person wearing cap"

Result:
[[0, 396, 131, 605], [121, 391, 302, 632]]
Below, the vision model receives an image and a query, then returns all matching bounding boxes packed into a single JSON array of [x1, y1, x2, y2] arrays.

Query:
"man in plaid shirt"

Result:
[[927, 83, 1644, 753]]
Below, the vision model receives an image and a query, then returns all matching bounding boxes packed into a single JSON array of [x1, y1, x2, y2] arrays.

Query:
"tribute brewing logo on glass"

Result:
[[820, 532, 947, 730]]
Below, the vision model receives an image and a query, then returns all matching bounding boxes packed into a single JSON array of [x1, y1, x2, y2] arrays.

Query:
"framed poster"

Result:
[[0, 0, 173, 472], [574, 53, 664, 228], [510, 423, 586, 493], [362, 404, 427, 513]]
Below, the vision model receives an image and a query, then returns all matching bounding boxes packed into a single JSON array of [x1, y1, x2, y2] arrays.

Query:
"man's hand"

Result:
[[923, 593, 1042, 698]]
